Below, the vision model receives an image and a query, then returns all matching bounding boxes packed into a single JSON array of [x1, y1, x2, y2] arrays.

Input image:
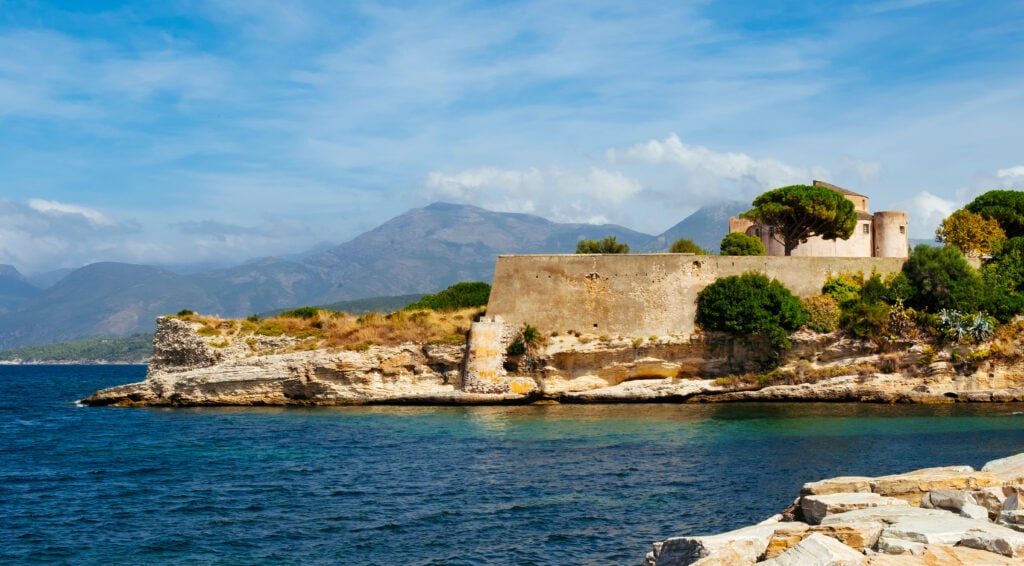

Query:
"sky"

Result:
[[1, 0, 1023, 274]]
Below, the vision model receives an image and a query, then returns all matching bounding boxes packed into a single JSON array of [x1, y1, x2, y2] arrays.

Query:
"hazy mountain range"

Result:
[[0, 201, 746, 349]]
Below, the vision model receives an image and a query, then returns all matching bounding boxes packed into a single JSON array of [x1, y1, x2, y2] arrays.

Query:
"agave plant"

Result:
[[966, 312, 996, 343]]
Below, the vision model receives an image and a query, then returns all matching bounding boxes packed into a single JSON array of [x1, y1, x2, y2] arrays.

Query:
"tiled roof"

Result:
[[813, 179, 868, 199]]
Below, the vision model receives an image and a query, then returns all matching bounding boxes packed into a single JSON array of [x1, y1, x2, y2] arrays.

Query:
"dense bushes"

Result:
[[576, 236, 629, 254], [696, 272, 806, 349], [403, 282, 491, 311], [902, 244, 984, 313]]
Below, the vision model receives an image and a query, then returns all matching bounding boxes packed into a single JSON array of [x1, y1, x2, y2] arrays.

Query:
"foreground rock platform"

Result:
[[642, 453, 1024, 566]]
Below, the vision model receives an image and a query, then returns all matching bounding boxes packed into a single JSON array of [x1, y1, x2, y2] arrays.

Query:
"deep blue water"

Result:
[[4, 366, 1024, 564]]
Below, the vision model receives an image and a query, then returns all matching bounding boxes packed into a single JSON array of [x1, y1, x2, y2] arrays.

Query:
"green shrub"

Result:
[[177, 309, 195, 317], [668, 238, 707, 254], [902, 244, 984, 312], [802, 295, 841, 333], [841, 302, 891, 340], [522, 324, 541, 345], [719, 232, 765, 256], [822, 274, 862, 307], [506, 339, 526, 356], [279, 306, 320, 319], [404, 282, 491, 311], [695, 272, 806, 350], [576, 236, 629, 254]]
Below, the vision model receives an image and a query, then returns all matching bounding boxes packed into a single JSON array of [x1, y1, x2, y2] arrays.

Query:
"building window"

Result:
[[899, 225, 905, 234], [863, 223, 870, 234]]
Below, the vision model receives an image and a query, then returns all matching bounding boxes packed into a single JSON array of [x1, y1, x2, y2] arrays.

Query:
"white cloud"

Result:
[[904, 191, 958, 239], [997, 166, 1024, 179], [606, 133, 823, 195], [26, 198, 116, 226], [424, 166, 642, 224]]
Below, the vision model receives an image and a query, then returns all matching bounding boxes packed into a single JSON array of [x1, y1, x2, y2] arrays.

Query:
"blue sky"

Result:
[[1, 0, 1022, 273]]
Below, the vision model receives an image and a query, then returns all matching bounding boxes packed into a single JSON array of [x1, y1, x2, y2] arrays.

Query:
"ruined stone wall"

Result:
[[486, 254, 907, 337]]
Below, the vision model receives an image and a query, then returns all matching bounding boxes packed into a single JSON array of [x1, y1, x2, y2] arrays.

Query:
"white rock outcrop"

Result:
[[643, 452, 1024, 565]]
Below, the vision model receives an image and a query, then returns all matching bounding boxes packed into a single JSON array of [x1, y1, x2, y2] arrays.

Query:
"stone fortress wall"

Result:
[[485, 254, 907, 337]]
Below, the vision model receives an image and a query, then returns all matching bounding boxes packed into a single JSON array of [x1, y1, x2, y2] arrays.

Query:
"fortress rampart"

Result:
[[486, 254, 907, 337]]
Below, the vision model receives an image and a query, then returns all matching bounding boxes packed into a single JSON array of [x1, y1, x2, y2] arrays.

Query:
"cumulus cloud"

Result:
[[903, 191, 958, 239], [606, 133, 827, 202], [424, 166, 642, 224]]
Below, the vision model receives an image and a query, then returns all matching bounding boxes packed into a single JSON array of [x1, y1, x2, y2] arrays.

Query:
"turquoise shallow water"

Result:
[[3, 365, 1024, 565]]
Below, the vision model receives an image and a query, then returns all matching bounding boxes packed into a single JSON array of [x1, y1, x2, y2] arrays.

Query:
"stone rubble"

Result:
[[642, 453, 1024, 566]]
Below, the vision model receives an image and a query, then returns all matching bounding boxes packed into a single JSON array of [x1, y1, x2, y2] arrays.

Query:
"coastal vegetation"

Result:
[[935, 209, 1005, 257], [965, 189, 1024, 238], [667, 237, 707, 254], [718, 232, 765, 256], [172, 306, 481, 352], [170, 281, 490, 353], [576, 236, 630, 254], [740, 184, 858, 256], [0, 333, 153, 363], [403, 281, 490, 311], [695, 272, 806, 350]]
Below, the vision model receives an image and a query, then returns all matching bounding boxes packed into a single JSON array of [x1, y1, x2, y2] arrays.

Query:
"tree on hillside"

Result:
[[576, 236, 630, 254], [935, 209, 1005, 257], [668, 237, 707, 254], [740, 185, 857, 256], [719, 232, 765, 256], [965, 190, 1024, 238]]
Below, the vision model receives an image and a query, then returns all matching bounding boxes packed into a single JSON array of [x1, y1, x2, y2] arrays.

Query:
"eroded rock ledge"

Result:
[[81, 316, 1024, 406], [642, 453, 1024, 566]]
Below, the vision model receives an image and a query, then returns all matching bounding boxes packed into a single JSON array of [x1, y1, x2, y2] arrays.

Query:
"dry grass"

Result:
[[173, 307, 484, 353]]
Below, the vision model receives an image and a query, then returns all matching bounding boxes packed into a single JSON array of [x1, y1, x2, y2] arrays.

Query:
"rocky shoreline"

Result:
[[642, 452, 1024, 565], [81, 316, 1024, 406]]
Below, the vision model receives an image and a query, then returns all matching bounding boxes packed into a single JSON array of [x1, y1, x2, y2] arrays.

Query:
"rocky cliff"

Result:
[[81, 316, 1024, 406]]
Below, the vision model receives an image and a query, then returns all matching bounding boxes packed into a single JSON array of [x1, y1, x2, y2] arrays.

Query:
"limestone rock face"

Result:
[[83, 314, 1024, 405]]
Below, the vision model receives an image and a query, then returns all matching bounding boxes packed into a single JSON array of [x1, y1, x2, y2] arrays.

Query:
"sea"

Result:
[[3, 365, 1024, 565]]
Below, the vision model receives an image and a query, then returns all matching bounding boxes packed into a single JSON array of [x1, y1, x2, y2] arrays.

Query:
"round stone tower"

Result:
[[873, 211, 909, 258]]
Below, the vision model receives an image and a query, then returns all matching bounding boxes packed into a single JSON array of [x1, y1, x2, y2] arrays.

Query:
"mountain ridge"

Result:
[[0, 201, 737, 348]]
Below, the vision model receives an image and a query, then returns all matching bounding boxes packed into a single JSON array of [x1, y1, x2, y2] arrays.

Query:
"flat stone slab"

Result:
[[880, 514, 993, 546], [869, 466, 1002, 503], [760, 533, 862, 566], [802, 476, 874, 496], [801, 493, 908, 525], [982, 452, 1024, 484], [960, 524, 1024, 558], [820, 505, 951, 526]]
